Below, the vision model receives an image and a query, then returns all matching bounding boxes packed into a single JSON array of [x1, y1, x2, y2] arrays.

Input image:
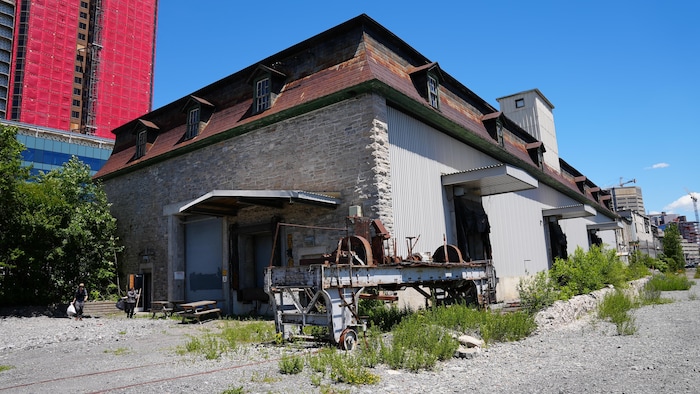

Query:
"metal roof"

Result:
[[587, 221, 624, 231], [179, 190, 341, 216], [542, 204, 597, 219], [441, 164, 538, 196]]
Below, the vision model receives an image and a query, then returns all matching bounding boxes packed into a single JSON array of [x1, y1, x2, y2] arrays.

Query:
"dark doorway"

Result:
[[454, 197, 492, 261]]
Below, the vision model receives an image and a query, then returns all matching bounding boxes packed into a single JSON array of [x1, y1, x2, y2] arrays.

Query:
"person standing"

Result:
[[72, 283, 88, 321], [125, 287, 137, 318]]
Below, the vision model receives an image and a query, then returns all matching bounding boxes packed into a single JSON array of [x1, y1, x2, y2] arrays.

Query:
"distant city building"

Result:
[[618, 209, 660, 259], [678, 220, 699, 245], [7, 0, 158, 139], [0, 1, 13, 118], [7, 119, 113, 176], [650, 212, 699, 245], [681, 238, 699, 265], [611, 186, 645, 213]]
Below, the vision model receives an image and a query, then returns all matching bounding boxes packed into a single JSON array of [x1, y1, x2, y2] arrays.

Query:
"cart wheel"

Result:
[[339, 328, 358, 351]]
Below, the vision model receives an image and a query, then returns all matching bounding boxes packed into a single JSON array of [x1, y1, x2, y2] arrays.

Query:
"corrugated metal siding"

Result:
[[482, 192, 550, 277], [388, 108, 499, 257], [387, 108, 609, 285]]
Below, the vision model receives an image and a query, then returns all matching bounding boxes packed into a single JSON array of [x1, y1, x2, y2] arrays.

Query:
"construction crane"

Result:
[[685, 187, 699, 227], [611, 178, 635, 211]]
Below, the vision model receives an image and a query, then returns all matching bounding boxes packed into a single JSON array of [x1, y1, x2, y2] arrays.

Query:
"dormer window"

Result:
[[179, 96, 214, 143], [481, 112, 505, 147], [131, 119, 159, 161], [427, 74, 439, 109], [247, 64, 286, 115], [135, 129, 147, 159], [409, 62, 443, 110], [185, 107, 200, 140], [526, 142, 545, 169], [255, 77, 271, 113]]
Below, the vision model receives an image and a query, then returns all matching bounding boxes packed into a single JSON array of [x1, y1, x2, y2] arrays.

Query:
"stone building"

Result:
[[95, 14, 620, 314]]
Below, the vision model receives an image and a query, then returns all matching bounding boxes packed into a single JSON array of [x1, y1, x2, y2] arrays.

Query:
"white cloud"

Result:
[[647, 162, 669, 169], [663, 193, 699, 214]]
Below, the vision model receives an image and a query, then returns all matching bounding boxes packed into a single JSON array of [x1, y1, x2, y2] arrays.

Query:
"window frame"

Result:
[[515, 98, 525, 108], [427, 73, 439, 109], [185, 106, 201, 140], [496, 119, 504, 147], [135, 129, 147, 159], [254, 76, 271, 113]]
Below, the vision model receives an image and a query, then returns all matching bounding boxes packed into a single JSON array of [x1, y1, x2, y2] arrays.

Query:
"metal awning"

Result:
[[542, 204, 596, 219], [587, 222, 624, 231], [442, 163, 538, 196], [179, 190, 341, 216]]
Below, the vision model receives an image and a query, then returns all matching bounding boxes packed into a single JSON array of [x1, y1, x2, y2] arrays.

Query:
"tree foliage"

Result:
[[661, 223, 685, 272], [0, 126, 122, 306]]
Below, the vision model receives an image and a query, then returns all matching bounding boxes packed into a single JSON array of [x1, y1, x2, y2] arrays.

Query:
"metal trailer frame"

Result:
[[264, 261, 492, 350]]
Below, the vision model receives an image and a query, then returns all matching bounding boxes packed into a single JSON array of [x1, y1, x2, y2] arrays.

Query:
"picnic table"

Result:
[[151, 301, 174, 318], [178, 300, 221, 323]]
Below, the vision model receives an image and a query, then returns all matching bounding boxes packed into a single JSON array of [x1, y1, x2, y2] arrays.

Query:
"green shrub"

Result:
[[279, 354, 304, 374], [479, 310, 537, 343], [646, 273, 693, 291], [551, 246, 626, 299], [386, 314, 457, 371], [626, 251, 652, 280], [597, 290, 637, 335], [306, 346, 380, 385], [358, 298, 410, 332], [517, 270, 559, 314], [221, 386, 245, 394]]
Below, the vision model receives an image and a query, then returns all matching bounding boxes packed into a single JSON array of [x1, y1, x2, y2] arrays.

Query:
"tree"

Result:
[[661, 223, 685, 272], [0, 126, 122, 305], [0, 126, 30, 292]]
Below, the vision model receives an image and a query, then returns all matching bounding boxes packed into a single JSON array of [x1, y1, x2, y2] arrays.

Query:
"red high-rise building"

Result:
[[8, 0, 158, 139]]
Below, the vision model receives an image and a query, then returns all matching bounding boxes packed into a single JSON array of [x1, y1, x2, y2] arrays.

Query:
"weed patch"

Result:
[[279, 354, 304, 374], [646, 273, 693, 291], [0, 364, 14, 372]]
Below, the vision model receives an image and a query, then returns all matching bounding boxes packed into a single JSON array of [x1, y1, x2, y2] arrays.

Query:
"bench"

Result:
[[178, 300, 221, 324], [151, 301, 174, 319], [180, 308, 221, 323]]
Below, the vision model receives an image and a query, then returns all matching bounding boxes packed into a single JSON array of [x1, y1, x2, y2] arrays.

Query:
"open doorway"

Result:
[[454, 196, 492, 261]]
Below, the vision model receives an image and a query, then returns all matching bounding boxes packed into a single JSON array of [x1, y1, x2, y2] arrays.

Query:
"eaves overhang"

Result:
[[542, 204, 596, 219], [441, 163, 538, 196], [179, 190, 341, 216], [587, 221, 624, 231]]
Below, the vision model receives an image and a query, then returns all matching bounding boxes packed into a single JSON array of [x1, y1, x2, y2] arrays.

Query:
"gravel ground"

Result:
[[1, 272, 700, 394]]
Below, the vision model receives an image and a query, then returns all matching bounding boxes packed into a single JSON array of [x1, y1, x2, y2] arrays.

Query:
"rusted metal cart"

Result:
[[265, 260, 492, 350], [264, 218, 495, 350]]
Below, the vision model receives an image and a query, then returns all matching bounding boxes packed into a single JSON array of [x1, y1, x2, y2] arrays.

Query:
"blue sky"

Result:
[[153, 1, 700, 219]]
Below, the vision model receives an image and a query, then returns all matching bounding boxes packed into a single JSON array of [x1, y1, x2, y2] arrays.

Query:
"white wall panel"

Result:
[[388, 108, 613, 301], [388, 108, 499, 258]]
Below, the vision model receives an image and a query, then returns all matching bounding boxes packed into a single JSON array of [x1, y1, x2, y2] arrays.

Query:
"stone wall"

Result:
[[103, 93, 393, 301]]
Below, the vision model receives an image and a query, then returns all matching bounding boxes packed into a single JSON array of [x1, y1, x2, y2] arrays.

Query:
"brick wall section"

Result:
[[103, 93, 393, 301]]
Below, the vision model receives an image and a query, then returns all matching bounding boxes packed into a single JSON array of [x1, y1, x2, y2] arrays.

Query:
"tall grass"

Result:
[[178, 319, 276, 359], [597, 290, 637, 335], [519, 246, 656, 314], [646, 273, 693, 291]]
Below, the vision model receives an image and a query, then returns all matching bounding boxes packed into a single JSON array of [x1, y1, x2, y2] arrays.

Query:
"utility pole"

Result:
[[685, 188, 699, 246]]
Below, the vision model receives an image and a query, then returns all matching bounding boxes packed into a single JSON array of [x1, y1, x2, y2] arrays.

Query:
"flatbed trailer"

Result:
[[265, 259, 493, 350]]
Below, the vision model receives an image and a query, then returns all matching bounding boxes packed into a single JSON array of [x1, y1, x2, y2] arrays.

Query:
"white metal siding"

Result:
[[388, 108, 613, 300], [388, 108, 499, 257]]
